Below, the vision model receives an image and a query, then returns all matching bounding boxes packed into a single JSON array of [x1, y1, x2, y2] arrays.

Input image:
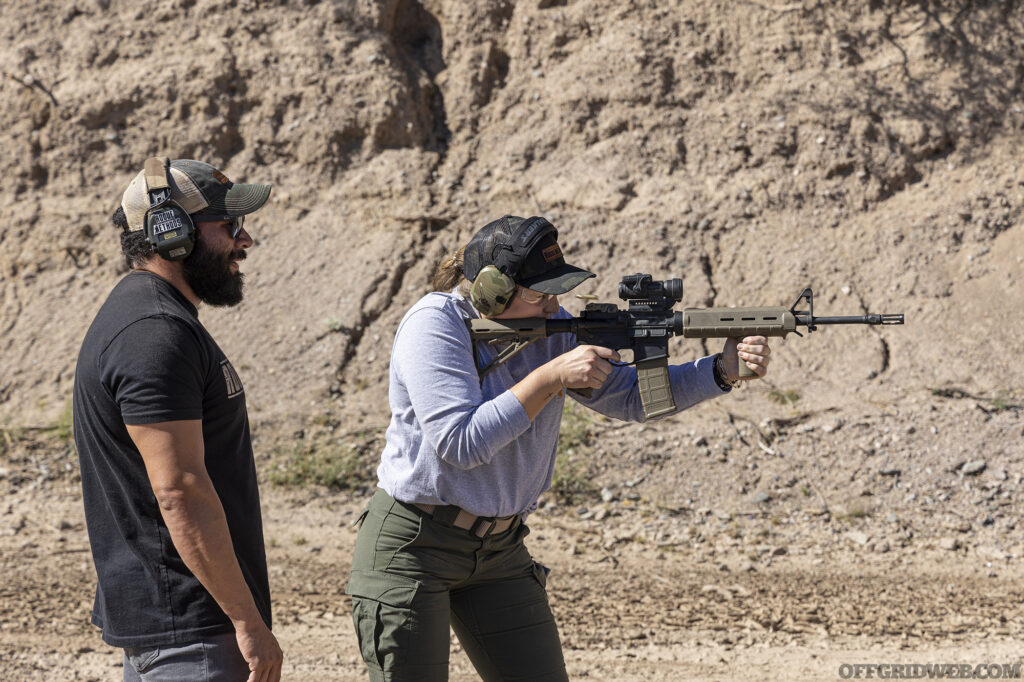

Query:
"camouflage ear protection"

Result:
[[143, 157, 196, 261], [470, 264, 519, 316], [468, 217, 557, 316]]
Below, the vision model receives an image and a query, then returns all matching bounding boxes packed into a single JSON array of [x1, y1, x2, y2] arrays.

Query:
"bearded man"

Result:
[[73, 158, 282, 682]]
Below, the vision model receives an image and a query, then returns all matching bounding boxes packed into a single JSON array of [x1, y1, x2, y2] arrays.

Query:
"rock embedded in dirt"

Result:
[[961, 460, 987, 476], [846, 531, 871, 546]]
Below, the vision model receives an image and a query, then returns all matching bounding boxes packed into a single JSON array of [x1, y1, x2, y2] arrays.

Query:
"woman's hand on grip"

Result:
[[550, 345, 620, 390]]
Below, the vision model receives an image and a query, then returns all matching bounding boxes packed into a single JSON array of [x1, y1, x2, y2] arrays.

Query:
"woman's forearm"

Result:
[[509, 362, 564, 420]]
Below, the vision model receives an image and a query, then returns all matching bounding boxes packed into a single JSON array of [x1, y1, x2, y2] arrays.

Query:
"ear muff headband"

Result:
[[143, 157, 195, 261], [469, 217, 557, 315]]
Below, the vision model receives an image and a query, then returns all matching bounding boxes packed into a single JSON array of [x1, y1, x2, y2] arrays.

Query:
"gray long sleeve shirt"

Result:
[[376, 290, 728, 517]]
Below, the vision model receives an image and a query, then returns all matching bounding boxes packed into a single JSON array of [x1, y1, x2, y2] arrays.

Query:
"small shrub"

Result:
[[550, 453, 594, 505], [53, 399, 74, 443], [0, 427, 19, 458], [836, 508, 869, 523], [989, 390, 1020, 412], [269, 439, 373, 490], [550, 403, 596, 504], [556, 402, 592, 458], [768, 389, 800, 406]]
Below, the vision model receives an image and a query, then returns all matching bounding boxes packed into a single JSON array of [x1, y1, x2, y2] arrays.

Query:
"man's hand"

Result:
[[722, 335, 772, 381], [236, 619, 283, 682], [551, 345, 621, 389]]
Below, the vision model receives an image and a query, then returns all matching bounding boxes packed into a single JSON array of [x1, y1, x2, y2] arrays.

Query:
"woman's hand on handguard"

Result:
[[722, 335, 772, 382], [510, 345, 620, 420]]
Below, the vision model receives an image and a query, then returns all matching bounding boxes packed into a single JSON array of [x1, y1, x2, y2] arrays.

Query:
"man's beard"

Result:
[[182, 235, 246, 307]]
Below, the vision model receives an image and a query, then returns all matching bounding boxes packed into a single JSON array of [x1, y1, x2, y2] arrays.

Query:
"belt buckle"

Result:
[[470, 516, 496, 538]]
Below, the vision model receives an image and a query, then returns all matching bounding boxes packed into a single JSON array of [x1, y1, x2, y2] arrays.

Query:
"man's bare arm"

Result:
[[127, 420, 282, 682]]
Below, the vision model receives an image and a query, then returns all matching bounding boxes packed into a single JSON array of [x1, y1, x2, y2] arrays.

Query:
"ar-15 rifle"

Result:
[[467, 273, 904, 419]]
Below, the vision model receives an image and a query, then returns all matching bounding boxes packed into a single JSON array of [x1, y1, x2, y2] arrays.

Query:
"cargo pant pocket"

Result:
[[124, 646, 160, 675], [348, 569, 422, 676], [352, 504, 370, 529]]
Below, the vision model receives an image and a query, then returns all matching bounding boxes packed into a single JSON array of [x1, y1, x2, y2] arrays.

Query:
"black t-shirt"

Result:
[[73, 271, 270, 647]]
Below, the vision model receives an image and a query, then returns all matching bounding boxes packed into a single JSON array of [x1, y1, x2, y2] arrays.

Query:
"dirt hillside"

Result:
[[1, 1, 1022, 680]]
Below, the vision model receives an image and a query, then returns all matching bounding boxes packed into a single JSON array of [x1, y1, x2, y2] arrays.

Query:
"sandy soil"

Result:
[[2, 0, 1023, 679], [2, 473, 1022, 681]]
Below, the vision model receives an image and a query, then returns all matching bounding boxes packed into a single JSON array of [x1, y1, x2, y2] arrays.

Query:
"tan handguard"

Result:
[[682, 306, 797, 380]]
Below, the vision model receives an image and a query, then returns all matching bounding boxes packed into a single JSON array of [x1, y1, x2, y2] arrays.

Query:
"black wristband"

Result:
[[712, 353, 733, 391]]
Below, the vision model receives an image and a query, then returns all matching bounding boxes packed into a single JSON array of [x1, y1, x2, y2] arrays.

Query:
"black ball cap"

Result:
[[463, 215, 595, 295]]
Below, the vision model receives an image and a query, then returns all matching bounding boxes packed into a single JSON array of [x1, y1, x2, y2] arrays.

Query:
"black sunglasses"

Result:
[[192, 213, 245, 239]]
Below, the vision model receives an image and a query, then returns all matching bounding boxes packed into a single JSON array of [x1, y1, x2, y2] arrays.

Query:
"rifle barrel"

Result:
[[809, 314, 904, 325]]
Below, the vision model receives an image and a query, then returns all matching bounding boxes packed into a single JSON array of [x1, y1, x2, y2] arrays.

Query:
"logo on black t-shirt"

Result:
[[220, 359, 244, 398]]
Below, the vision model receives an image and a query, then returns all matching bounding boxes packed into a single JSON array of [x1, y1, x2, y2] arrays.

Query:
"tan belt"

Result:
[[412, 503, 518, 538]]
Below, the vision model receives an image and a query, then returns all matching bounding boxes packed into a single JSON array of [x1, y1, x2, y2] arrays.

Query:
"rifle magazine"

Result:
[[637, 358, 675, 419]]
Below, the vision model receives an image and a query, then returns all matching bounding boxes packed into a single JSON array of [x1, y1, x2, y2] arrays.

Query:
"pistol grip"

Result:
[[637, 358, 676, 419], [734, 337, 757, 379]]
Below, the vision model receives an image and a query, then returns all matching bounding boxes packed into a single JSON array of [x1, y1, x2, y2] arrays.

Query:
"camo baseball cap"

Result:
[[463, 215, 595, 295], [121, 159, 272, 232]]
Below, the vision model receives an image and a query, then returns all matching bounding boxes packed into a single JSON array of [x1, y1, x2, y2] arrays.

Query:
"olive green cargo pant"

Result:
[[347, 489, 568, 682]]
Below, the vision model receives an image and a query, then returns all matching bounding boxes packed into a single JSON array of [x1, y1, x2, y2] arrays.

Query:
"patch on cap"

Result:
[[542, 243, 562, 263]]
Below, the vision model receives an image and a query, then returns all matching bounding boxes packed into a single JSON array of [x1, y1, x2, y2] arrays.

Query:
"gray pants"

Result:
[[347, 489, 568, 682], [123, 632, 249, 681]]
